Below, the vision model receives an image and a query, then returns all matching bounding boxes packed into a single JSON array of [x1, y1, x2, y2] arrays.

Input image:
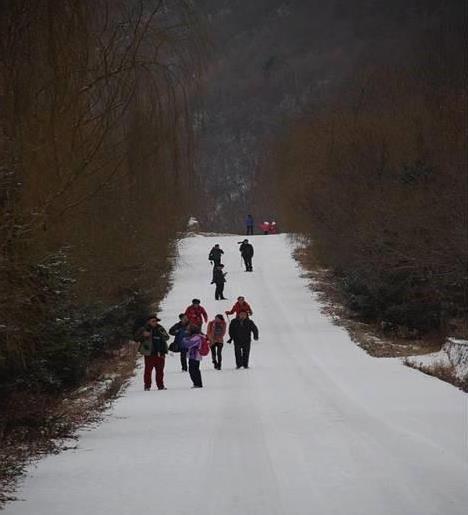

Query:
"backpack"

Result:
[[199, 334, 211, 356]]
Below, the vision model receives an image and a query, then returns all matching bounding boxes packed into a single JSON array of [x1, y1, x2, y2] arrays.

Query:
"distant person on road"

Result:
[[134, 315, 170, 390], [207, 314, 227, 370], [209, 244, 224, 266], [245, 214, 254, 235], [239, 239, 254, 272], [169, 313, 190, 372], [228, 311, 259, 369], [182, 325, 205, 387], [269, 221, 278, 234], [225, 296, 253, 317], [185, 299, 208, 328], [212, 263, 227, 300], [260, 221, 271, 235]]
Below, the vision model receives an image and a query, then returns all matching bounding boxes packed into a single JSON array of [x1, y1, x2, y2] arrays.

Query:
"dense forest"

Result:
[[194, 0, 466, 336], [0, 0, 466, 459], [0, 0, 204, 432]]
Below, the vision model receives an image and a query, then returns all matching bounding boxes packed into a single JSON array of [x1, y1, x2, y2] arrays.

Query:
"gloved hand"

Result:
[[227, 338, 232, 344], [254, 337, 259, 341]]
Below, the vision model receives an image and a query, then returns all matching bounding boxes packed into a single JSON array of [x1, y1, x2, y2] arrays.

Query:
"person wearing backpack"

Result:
[[185, 299, 208, 329], [208, 244, 224, 266], [134, 315, 170, 390], [212, 264, 227, 300], [227, 311, 259, 369], [182, 325, 205, 388], [168, 313, 190, 372], [207, 314, 227, 370]]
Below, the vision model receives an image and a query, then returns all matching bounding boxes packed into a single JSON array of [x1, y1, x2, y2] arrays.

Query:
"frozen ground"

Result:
[[4, 234, 468, 515]]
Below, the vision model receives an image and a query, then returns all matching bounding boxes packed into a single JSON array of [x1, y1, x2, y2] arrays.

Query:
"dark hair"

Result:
[[178, 313, 185, 320], [147, 314, 160, 322], [192, 298, 200, 304], [215, 314, 224, 321]]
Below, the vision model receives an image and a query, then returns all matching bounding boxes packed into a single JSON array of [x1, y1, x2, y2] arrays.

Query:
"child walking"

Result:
[[182, 325, 205, 388], [207, 314, 226, 370]]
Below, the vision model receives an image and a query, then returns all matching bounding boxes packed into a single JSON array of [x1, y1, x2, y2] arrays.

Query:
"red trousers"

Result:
[[144, 355, 165, 389]]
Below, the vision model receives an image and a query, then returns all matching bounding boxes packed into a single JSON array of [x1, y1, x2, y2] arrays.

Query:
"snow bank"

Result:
[[444, 338, 468, 381]]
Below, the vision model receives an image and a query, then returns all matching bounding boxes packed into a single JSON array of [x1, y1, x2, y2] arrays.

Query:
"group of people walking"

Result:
[[134, 233, 262, 391], [134, 296, 259, 390]]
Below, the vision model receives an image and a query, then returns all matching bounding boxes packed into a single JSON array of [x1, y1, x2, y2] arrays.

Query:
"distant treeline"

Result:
[[0, 0, 204, 416], [256, 1, 466, 335]]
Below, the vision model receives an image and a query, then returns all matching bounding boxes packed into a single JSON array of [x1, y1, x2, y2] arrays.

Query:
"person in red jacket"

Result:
[[225, 296, 253, 318], [185, 298, 208, 328], [207, 314, 227, 370]]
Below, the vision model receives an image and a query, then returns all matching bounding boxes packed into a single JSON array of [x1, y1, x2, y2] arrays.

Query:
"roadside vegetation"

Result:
[[0, 0, 205, 503]]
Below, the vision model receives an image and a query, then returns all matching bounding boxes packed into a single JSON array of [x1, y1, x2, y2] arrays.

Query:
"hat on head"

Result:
[[192, 298, 200, 304]]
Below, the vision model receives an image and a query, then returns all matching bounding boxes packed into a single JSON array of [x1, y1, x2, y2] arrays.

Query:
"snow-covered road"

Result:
[[5, 234, 468, 515]]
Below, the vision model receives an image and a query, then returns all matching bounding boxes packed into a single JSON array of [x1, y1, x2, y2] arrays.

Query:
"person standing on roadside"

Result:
[[207, 314, 227, 370], [228, 311, 259, 369], [134, 315, 170, 390], [169, 313, 190, 372], [245, 214, 254, 235]]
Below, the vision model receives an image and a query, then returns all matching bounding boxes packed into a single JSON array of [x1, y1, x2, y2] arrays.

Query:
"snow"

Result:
[[4, 234, 468, 515], [445, 338, 468, 381]]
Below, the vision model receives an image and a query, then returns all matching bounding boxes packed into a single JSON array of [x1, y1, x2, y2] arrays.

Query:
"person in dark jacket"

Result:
[[228, 311, 259, 369], [169, 313, 190, 371], [239, 239, 254, 272], [209, 244, 224, 266], [134, 315, 170, 390], [211, 264, 227, 300], [245, 214, 254, 235]]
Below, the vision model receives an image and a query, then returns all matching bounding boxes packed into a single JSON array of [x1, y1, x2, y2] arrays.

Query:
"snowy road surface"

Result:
[[4, 234, 468, 515]]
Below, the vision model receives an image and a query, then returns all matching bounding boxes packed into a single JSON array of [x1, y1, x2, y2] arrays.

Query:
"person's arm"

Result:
[[169, 323, 179, 336], [201, 307, 208, 323], [228, 320, 235, 342], [159, 326, 170, 341], [251, 321, 259, 340]]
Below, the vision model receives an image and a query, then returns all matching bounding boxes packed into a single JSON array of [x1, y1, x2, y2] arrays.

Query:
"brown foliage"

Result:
[[256, 21, 466, 333]]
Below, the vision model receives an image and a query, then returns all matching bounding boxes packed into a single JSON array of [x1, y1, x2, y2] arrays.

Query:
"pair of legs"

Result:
[[189, 359, 203, 387], [144, 355, 165, 389], [180, 349, 188, 371], [246, 225, 253, 235], [234, 341, 251, 368], [211, 342, 223, 369], [215, 282, 226, 300], [243, 256, 253, 271]]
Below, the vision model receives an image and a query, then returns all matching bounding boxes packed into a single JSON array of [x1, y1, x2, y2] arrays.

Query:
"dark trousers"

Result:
[[234, 341, 251, 368], [212, 258, 221, 266], [211, 342, 224, 368], [243, 256, 253, 271], [144, 355, 165, 388], [215, 282, 225, 300], [246, 225, 253, 235], [180, 349, 188, 371], [189, 359, 203, 387]]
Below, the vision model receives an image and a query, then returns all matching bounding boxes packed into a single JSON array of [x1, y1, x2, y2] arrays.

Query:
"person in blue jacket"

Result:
[[169, 313, 190, 371], [245, 214, 254, 235]]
